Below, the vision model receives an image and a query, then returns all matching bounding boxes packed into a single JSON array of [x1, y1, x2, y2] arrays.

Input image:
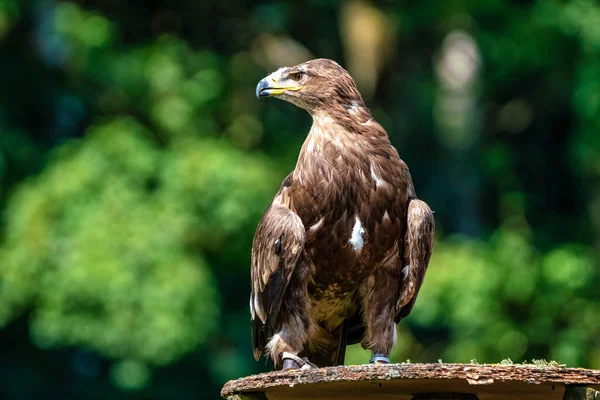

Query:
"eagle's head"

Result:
[[256, 58, 365, 113]]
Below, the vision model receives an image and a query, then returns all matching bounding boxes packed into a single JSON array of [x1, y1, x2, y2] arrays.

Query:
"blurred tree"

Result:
[[0, 0, 599, 399]]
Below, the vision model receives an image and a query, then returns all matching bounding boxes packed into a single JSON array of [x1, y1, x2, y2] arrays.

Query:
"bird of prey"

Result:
[[250, 58, 434, 370]]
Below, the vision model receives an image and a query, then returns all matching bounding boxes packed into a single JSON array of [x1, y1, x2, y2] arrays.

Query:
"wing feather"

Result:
[[396, 198, 435, 321], [250, 203, 306, 360]]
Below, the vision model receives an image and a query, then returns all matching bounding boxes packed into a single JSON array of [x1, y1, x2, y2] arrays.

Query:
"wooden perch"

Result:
[[221, 363, 600, 400]]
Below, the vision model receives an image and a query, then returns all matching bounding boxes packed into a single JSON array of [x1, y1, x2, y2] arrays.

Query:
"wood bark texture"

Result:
[[222, 363, 600, 400]]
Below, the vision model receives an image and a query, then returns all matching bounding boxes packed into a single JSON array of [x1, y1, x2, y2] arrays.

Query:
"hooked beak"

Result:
[[255, 72, 303, 99], [256, 78, 272, 98]]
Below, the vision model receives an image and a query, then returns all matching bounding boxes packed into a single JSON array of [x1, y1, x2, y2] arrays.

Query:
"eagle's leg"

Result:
[[282, 354, 302, 370], [268, 264, 315, 370], [281, 353, 318, 370], [370, 353, 390, 364], [360, 262, 402, 364], [364, 199, 434, 365], [267, 312, 313, 370]]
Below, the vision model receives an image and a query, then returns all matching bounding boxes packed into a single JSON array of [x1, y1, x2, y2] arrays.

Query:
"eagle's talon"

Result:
[[282, 358, 301, 370], [301, 357, 318, 369], [281, 352, 317, 370]]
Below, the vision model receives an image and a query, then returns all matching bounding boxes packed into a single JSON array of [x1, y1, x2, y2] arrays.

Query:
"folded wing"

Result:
[[396, 198, 435, 321], [250, 205, 306, 361]]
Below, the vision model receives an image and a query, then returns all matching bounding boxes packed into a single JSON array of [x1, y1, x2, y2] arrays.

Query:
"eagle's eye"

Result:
[[288, 71, 305, 82]]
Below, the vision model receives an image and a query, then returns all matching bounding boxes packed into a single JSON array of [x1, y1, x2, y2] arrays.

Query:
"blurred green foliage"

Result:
[[0, 0, 599, 399]]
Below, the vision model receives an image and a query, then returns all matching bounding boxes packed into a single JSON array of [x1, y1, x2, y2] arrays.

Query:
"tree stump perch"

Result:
[[221, 363, 600, 400]]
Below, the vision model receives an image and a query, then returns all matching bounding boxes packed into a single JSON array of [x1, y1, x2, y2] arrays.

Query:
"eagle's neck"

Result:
[[295, 106, 387, 173], [304, 111, 361, 154], [305, 104, 380, 147], [309, 101, 372, 125]]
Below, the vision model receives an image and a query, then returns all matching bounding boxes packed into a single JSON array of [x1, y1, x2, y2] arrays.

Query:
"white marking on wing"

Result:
[[349, 216, 365, 253], [370, 164, 385, 187], [402, 264, 415, 292], [402, 264, 410, 279], [309, 217, 324, 231], [254, 294, 266, 323], [383, 210, 390, 221], [347, 100, 361, 115]]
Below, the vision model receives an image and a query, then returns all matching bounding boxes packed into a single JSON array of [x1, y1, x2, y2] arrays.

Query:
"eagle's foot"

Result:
[[370, 353, 390, 364], [281, 352, 317, 370]]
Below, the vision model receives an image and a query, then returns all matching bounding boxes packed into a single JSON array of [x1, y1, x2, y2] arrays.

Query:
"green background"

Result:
[[0, 0, 598, 398]]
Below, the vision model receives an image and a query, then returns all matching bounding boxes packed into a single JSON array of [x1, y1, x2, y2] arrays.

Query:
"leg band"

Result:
[[370, 353, 390, 364]]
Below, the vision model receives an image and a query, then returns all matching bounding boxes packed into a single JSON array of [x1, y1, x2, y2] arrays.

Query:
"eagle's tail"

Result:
[[336, 318, 349, 365], [252, 318, 268, 362]]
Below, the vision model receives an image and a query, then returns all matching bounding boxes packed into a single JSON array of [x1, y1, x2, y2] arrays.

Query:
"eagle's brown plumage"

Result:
[[251, 59, 434, 369]]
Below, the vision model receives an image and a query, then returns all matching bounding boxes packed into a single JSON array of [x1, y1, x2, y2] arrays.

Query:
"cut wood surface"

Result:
[[221, 363, 600, 400]]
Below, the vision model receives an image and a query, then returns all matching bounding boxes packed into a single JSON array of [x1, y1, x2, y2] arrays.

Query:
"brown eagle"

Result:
[[251, 59, 434, 370]]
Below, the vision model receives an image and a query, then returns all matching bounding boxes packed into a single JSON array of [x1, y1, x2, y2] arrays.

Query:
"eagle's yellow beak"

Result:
[[256, 70, 303, 98]]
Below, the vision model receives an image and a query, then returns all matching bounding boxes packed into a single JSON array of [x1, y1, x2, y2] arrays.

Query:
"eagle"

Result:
[[250, 58, 434, 370]]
